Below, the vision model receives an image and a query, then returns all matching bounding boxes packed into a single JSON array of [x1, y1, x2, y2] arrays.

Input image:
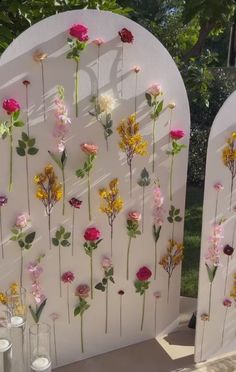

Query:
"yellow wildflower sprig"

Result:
[[34, 164, 63, 250], [159, 239, 184, 303], [117, 114, 147, 198], [222, 132, 236, 209], [99, 178, 124, 256], [230, 273, 236, 302], [0, 292, 7, 305]]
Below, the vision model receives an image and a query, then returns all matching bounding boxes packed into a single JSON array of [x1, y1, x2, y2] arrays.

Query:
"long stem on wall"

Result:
[[9, 129, 13, 192], [126, 236, 132, 280], [41, 61, 46, 124], [141, 291, 146, 331], [62, 168, 65, 216], [71, 208, 75, 256], [25, 154, 31, 215], [142, 186, 145, 233], [105, 283, 108, 334], [88, 172, 92, 222], [90, 253, 93, 299], [169, 155, 174, 201], [152, 119, 156, 173], [59, 245, 62, 297], [81, 314, 84, 353], [0, 208, 4, 259], [75, 60, 79, 118], [48, 213, 52, 250]]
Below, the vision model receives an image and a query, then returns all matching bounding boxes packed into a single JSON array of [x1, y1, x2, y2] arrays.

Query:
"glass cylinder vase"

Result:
[[6, 287, 27, 327], [29, 323, 51, 371], [0, 308, 12, 353]]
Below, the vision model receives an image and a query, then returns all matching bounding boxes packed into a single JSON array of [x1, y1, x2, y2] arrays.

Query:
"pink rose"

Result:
[[214, 183, 224, 192], [128, 211, 141, 221], [69, 24, 88, 42], [102, 257, 112, 269], [93, 38, 105, 46], [75, 284, 90, 299], [15, 213, 29, 229], [136, 266, 152, 281], [84, 227, 101, 241], [61, 271, 75, 283], [3, 99, 20, 115], [147, 84, 161, 97], [80, 143, 98, 155], [170, 129, 185, 140]]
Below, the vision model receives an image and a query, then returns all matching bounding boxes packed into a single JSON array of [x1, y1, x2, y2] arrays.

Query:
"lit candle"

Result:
[[10, 316, 24, 327], [0, 338, 10, 352], [31, 357, 51, 371]]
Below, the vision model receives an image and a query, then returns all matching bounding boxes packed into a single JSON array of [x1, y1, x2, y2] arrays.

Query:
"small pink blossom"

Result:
[[27, 262, 43, 279], [57, 139, 65, 153], [133, 66, 141, 73], [205, 246, 221, 267], [128, 211, 141, 221], [214, 183, 224, 192], [223, 298, 232, 307], [53, 123, 70, 138], [81, 143, 98, 155], [170, 129, 185, 140], [93, 38, 105, 46], [50, 313, 60, 321], [61, 271, 75, 284], [147, 84, 161, 97], [153, 186, 165, 226], [153, 291, 161, 299], [75, 284, 90, 299], [102, 257, 112, 270], [153, 186, 164, 207], [15, 213, 29, 229]]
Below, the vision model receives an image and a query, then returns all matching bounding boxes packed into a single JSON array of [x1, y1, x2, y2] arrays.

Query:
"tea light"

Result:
[[0, 338, 11, 352], [10, 316, 24, 327], [31, 357, 51, 371]]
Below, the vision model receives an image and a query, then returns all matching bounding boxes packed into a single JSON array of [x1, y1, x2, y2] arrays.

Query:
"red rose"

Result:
[[84, 227, 101, 241], [69, 24, 88, 42], [118, 28, 134, 43], [3, 99, 20, 115], [69, 197, 82, 209], [61, 271, 75, 283], [170, 129, 185, 140], [136, 266, 152, 281]]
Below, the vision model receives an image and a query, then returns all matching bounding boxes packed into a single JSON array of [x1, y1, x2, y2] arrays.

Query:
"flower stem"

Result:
[[120, 43, 124, 98], [129, 162, 132, 198], [0, 208, 4, 259], [90, 253, 93, 299], [88, 172, 92, 222], [25, 153, 31, 215], [167, 275, 171, 304], [72, 208, 75, 256], [120, 295, 122, 337], [221, 308, 228, 347], [53, 320, 58, 365], [134, 72, 138, 114], [75, 60, 79, 118], [59, 245, 62, 297], [200, 320, 206, 362], [20, 248, 23, 287], [105, 283, 108, 334], [110, 223, 113, 256], [67, 284, 70, 324], [152, 119, 156, 173], [25, 84, 30, 136], [9, 129, 13, 192], [214, 192, 219, 223], [142, 187, 145, 233], [154, 299, 157, 335], [141, 291, 146, 331], [97, 46, 100, 97], [81, 314, 84, 353], [48, 213, 52, 250], [154, 241, 157, 280], [224, 256, 230, 296], [230, 175, 234, 210], [126, 236, 132, 280], [41, 61, 46, 124], [62, 168, 65, 216], [169, 155, 174, 201], [105, 136, 109, 152], [208, 282, 212, 320]]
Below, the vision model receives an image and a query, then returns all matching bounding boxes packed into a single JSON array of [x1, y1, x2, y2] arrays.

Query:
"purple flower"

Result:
[[69, 197, 82, 209], [0, 195, 7, 207]]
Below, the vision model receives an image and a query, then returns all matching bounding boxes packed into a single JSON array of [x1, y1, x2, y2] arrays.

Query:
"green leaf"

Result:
[[18, 240, 25, 248], [145, 93, 152, 107], [61, 240, 70, 247], [48, 151, 62, 169], [76, 169, 85, 178], [11, 228, 19, 235], [28, 138, 36, 147], [61, 149, 67, 167], [18, 140, 26, 149], [13, 120, 24, 127], [167, 217, 173, 223], [35, 298, 47, 322], [24, 244, 31, 250], [95, 282, 105, 292], [175, 216, 182, 222], [174, 209, 180, 215], [29, 306, 38, 323], [22, 132, 29, 142], [16, 147, 25, 156], [109, 277, 115, 284], [74, 305, 81, 316], [63, 232, 71, 239], [25, 232, 36, 244], [52, 238, 59, 246], [28, 147, 39, 155], [12, 110, 20, 122], [56, 231, 62, 240], [10, 236, 17, 241], [60, 226, 65, 235], [102, 278, 107, 285]]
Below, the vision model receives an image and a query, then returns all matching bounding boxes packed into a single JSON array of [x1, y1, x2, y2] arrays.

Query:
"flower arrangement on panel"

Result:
[[222, 132, 236, 209], [66, 23, 89, 117]]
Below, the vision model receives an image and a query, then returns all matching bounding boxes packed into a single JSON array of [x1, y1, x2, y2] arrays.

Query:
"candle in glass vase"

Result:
[[31, 357, 51, 371], [11, 316, 24, 327], [0, 338, 11, 352]]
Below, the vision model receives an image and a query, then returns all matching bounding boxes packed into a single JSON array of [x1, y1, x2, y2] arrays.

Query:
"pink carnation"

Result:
[[69, 24, 88, 42], [81, 143, 98, 155], [15, 213, 29, 229], [170, 129, 185, 140], [61, 271, 75, 284], [147, 84, 161, 97], [93, 38, 105, 46], [3, 98, 20, 114], [128, 211, 141, 221], [75, 284, 90, 299], [214, 183, 224, 192], [102, 257, 112, 269]]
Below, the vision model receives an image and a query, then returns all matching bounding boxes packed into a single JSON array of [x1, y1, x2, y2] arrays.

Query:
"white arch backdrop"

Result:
[[0, 9, 190, 368]]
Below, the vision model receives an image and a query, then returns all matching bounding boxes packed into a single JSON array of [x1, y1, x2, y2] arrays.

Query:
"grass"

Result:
[[181, 185, 204, 298]]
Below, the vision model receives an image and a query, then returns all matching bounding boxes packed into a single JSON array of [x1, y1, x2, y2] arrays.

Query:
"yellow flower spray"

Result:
[[99, 178, 124, 256], [34, 164, 63, 250], [117, 114, 147, 197], [222, 132, 236, 209]]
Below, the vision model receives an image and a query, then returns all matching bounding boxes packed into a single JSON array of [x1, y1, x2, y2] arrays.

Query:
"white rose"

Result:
[[98, 94, 115, 113]]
